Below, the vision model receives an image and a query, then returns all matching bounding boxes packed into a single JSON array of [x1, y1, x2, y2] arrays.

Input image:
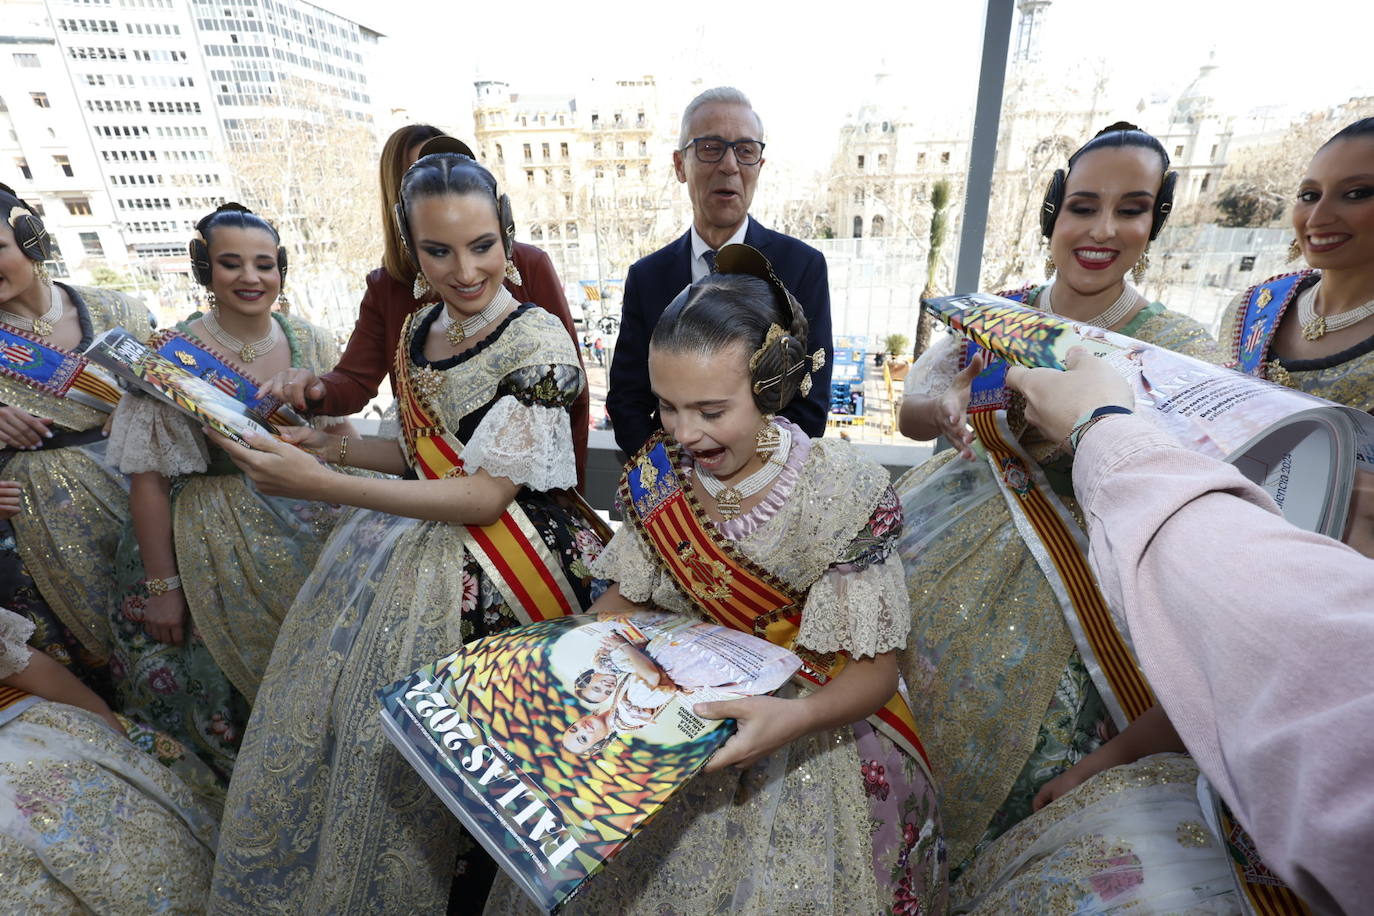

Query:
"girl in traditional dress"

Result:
[[103, 204, 350, 780], [896, 124, 1240, 911], [488, 245, 947, 916], [205, 153, 606, 915], [0, 183, 152, 693]]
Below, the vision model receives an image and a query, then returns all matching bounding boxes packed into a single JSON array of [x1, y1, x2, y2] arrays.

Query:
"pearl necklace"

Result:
[[1042, 281, 1140, 330], [1295, 281, 1374, 341], [693, 423, 792, 521], [433, 289, 512, 347], [0, 286, 63, 337], [202, 310, 278, 363]]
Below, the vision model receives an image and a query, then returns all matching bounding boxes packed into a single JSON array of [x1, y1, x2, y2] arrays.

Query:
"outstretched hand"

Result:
[[205, 427, 329, 499], [695, 695, 811, 772], [260, 367, 325, 412], [0, 480, 21, 519], [1005, 347, 1134, 444], [936, 351, 988, 460]]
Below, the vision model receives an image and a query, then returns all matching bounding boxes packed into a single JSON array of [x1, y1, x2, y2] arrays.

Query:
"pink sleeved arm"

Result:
[[1073, 415, 1374, 916]]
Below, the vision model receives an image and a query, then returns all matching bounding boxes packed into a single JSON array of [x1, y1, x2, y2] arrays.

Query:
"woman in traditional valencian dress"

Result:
[[896, 125, 1240, 911], [0, 183, 151, 691], [1220, 119, 1374, 411], [489, 246, 948, 916], [206, 153, 606, 915], [103, 204, 350, 779]]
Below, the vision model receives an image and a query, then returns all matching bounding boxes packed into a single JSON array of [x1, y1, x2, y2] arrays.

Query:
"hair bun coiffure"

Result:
[[652, 245, 824, 415], [0, 182, 53, 262], [188, 202, 287, 288], [1040, 122, 1177, 242]]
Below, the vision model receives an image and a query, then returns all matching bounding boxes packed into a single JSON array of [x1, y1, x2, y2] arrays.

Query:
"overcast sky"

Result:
[[331, 0, 1373, 174]]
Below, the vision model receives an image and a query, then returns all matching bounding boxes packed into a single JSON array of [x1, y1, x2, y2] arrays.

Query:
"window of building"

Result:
[[544, 169, 553, 185], [53, 155, 73, 177], [616, 164, 625, 177], [64, 196, 92, 216], [857, 155, 865, 169], [616, 141, 624, 156], [878, 153, 888, 166], [494, 143, 503, 163], [541, 142, 550, 160], [79, 231, 104, 256], [1209, 144, 1219, 160], [853, 215, 863, 238], [530, 225, 543, 240], [940, 151, 950, 164], [559, 141, 569, 159], [917, 151, 926, 165], [522, 143, 532, 162], [525, 169, 534, 186], [871, 215, 886, 236], [853, 187, 864, 203], [1200, 172, 1211, 192], [15, 158, 31, 180], [31, 92, 51, 108], [638, 140, 646, 156], [13, 53, 40, 68], [1174, 144, 1184, 157]]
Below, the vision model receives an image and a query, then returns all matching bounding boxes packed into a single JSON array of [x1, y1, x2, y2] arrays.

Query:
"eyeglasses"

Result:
[[682, 137, 766, 165]]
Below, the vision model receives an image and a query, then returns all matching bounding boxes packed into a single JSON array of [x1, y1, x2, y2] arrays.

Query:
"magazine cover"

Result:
[[924, 291, 1374, 539], [84, 326, 300, 444], [378, 610, 801, 913]]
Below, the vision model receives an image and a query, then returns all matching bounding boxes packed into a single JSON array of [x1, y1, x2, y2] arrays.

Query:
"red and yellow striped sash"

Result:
[[393, 313, 585, 625], [1216, 802, 1312, 915], [622, 438, 931, 773], [969, 410, 1155, 722]]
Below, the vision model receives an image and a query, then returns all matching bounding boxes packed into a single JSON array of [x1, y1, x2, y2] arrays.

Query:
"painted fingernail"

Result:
[[43, 430, 52, 438]]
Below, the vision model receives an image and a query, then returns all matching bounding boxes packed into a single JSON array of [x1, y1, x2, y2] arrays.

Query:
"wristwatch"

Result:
[[145, 575, 182, 596]]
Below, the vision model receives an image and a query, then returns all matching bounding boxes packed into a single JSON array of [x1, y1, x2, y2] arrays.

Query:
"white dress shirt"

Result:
[[688, 217, 751, 282]]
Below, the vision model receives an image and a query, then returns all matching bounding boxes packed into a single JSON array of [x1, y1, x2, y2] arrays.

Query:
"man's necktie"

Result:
[[702, 249, 717, 273]]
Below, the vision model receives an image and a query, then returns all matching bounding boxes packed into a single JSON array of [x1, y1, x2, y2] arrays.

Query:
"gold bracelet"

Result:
[[336, 434, 349, 467], [146, 574, 182, 596]]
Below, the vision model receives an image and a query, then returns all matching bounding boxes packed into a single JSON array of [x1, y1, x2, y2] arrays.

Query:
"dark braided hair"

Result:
[[651, 270, 813, 414], [395, 153, 513, 259], [1068, 120, 1171, 174], [189, 203, 285, 287]]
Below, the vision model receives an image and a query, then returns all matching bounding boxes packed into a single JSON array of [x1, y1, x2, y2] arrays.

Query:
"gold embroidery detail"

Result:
[[176, 350, 198, 367], [1176, 820, 1212, 848], [1266, 359, 1295, 388], [1256, 288, 1273, 311], [410, 366, 445, 401], [675, 541, 734, 600]]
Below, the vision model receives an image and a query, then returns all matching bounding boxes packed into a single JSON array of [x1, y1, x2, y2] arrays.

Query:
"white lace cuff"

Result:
[[590, 524, 660, 602], [902, 334, 961, 400], [0, 607, 36, 679], [796, 554, 912, 659], [106, 393, 209, 476], [462, 394, 577, 491]]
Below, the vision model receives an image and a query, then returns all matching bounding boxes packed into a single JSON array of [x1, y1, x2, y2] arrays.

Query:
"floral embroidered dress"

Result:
[[103, 311, 347, 779], [0, 606, 221, 915], [487, 419, 948, 916], [1218, 270, 1374, 411], [210, 298, 606, 916], [0, 284, 152, 693], [896, 286, 1238, 910]]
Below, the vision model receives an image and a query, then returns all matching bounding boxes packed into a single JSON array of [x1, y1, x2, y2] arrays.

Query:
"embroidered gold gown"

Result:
[[0, 606, 221, 915], [102, 312, 348, 779], [209, 300, 605, 915], [0, 284, 151, 686], [897, 287, 1240, 911], [487, 423, 948, 916]]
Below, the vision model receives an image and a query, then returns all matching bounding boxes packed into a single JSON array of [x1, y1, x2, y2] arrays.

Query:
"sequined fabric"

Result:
[[951, 754, 1240, 914], [2, 285, 153, 660], [895, 304, 1226, 868], [0, 702, 220, 914], [209, 306, 604, 916], [104, 314, 347, 779]]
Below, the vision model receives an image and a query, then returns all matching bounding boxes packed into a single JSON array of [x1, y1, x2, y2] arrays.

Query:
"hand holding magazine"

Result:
[[924, 292, 1374, 540], [84, 326, 304, 445], [377, 610, 801, 913]]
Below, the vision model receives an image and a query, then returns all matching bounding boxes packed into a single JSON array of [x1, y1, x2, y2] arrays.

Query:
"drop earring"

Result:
[[1131, 249, 1150, 284], [32, 261, 52, 287], [1286, 238, 1302, 264], [755, 417, 780, 462], [505, 259, 523, 286], [1043, 253, 1056, 280], [413, 272, 433, 301]]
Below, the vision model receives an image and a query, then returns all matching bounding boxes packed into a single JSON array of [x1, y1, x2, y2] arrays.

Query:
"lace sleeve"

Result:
[[795, 487, 911, 658], [0, 606, 36, 679], [105, 392, 209, 476], [462, 364, 584, 490], [589, 523, 661, 603], [902, 333, 961, 399]]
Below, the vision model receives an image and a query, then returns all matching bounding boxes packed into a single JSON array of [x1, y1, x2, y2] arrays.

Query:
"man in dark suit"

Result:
[[607, 87, 832, 457]]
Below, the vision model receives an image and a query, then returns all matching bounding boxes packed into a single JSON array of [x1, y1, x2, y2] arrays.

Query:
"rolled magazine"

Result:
[[378, 610, 801, 914], [924, 292, 1374, 540], [84, 326, 302, 444]]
